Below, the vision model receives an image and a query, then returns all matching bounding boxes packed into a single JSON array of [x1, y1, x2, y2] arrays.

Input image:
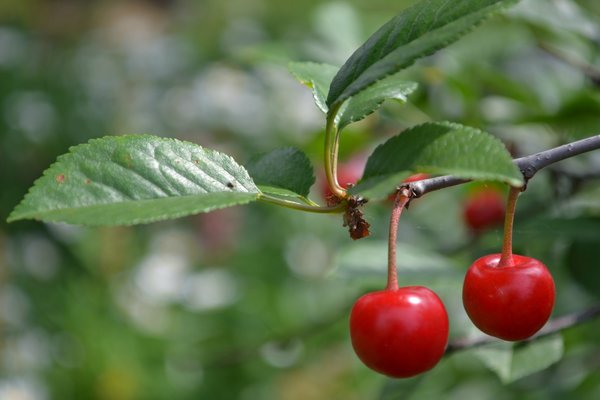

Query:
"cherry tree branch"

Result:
[[410, 134, 600, 197], [445, 304, 600, 355]]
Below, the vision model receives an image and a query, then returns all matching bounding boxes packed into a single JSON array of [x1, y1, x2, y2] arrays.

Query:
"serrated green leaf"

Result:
[[245, 147, 315, 198], [352, 122, 523, 200], [8, 135, 260, 226], [473, 334, 564, 383], [289, 62, 338, 113], [326, 0, 519, 108], [257, 185, 318, 207], [289, 62, 417, 127], [337, 77, 418, 129]]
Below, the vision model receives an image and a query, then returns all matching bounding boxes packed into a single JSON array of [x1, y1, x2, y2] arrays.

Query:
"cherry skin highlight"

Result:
[[463, 189, 505, 232], [350, 286, 449, 378], [463, 253, 555, 341]]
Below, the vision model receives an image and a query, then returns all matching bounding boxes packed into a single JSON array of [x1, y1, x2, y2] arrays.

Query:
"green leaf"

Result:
[[326, 0, 519, 108], [245, 147, 315, 198], [289, 62, 417, 128], [8, 135, 260, 226], [352, 122, 523, 200], [518, 217, 600, 242], [473, 334, 564, 383], [333, 241, 455, 279], [288, 62, 338, 113], [379, 375, 424, 400], [337, 76, 418, 129]]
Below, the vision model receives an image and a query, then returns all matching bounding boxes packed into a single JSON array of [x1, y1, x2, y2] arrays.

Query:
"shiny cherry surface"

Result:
[[463, 253, 555, 341], [350, 286, 449, 378]]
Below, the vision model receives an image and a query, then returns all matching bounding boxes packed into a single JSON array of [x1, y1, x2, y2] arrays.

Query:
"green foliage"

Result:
[[334, 241, 453, 280], [326, 0, 519, 109], [472, 334, 564, 383], [288, 62, 338, 113], [566, 239, 600, 297], [246, 147, 315, 198], [337, 75, 418, 129], [3, 0, 600, 398], [353, 122, 523, 199], [8, 135, 259, 225], [289, 62, 418, 128]]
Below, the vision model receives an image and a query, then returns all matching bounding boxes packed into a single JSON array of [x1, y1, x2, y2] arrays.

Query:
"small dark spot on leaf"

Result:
[[226, 182, 234, 189], [56, 174, 66, 184], [85, 179, 91, 184], [193, 159, 200, 165]]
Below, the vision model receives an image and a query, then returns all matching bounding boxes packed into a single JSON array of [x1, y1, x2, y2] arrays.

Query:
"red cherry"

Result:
[[403, 173, 430, 183], [463, 189, 505, 232], [463, 253, 555, 341], [350, 286, 449, 378]]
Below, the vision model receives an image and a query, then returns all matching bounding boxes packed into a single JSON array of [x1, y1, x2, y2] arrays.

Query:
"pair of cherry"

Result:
[[349, 187, 556, 378]]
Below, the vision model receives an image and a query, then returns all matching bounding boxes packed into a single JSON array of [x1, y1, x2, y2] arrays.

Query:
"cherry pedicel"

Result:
[[462, 187, 555, 341], [350, 189, 449, 378], [320, 155, 366, 200]]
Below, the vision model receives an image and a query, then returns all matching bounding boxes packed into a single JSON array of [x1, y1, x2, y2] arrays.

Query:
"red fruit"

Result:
[[463, 253, 555, 341], [403, 173, 430, 183], [350, 286, 449, 378], [463, 190, 505, 232]]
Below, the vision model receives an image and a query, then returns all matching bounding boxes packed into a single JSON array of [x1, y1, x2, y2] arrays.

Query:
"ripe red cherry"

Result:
[[463, 253, 555, 341], [350, 286, 449, 378], [463, 189, 505, 232], [403, 173, 430, 183]]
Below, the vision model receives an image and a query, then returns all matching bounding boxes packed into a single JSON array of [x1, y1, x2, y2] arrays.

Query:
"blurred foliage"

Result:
[[1, 0, 600, 399]]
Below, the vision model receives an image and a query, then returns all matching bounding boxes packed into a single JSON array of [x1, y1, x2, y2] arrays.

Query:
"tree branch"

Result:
[[411, 135, 600, 197], [445, 304, 600, 355]]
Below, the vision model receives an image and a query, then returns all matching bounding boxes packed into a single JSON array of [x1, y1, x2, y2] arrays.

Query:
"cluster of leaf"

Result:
[[3, 0, 600, 399], [8, 0, 524, 226]]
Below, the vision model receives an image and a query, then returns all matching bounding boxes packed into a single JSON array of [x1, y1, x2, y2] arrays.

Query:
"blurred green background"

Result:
[[1, 0, 600, 399]]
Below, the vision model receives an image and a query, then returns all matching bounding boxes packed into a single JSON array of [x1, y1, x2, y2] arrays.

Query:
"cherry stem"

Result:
[[387, 188, 411, 290], [324, 104, 346, 199], [498, 186, 522, 268]]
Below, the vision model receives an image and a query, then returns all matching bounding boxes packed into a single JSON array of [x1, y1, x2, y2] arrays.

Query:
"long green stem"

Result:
[[324, 103, 346, 199], [258, 194, 345, 214], [498, 186, 521, 267], [387, 189, 411, 290]]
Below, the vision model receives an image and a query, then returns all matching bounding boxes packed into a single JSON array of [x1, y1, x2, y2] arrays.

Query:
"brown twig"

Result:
[[445, 304, 600, 355], [411, 135, 600, 197]]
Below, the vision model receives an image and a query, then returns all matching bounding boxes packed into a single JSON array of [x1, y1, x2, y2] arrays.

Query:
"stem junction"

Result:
[[387, 188, 412, 290], [498, 186, 521, 268]]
